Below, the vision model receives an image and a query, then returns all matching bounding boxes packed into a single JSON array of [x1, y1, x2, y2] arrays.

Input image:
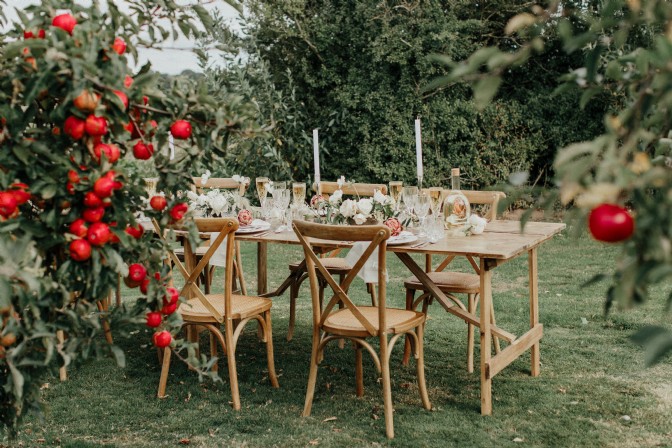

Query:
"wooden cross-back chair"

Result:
[[280, 181, 388, 342], [293, 220, 430, 439], [403, 189, 506, 372], [154, 218, 279, 409], [173, 177, 250, 295]]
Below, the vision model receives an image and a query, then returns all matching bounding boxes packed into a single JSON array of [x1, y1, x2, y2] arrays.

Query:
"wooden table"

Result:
[[237, 220, 566, 415]]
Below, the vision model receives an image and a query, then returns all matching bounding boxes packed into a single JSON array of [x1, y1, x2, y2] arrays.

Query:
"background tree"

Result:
[[0, 0, 255, 433]]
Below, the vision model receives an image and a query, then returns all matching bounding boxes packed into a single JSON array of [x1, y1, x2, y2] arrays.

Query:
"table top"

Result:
[[235, 220, 566, 260]]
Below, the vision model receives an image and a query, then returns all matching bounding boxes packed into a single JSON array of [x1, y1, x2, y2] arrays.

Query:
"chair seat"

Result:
[[323, 306, 425, 338], [178, 294, 272, 322], [403, 271, 480, 294], [289, 257, 352, 274]]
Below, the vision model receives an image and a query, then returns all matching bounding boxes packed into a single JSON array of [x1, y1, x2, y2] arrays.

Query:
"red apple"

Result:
[[112, 37, 126, 55], [146, 312, 162, 328], [66, 182, 75, 195], [170, 120, 192, 139], [132, 141, 154, 160], [150, 196, 167, 211], [140, 278, 150, 295], [9, 183, 30, 205], [85, 114, 108, 136], [69, 218, 88, 237], [69, 239, 91, 261], [112, 90, 128, 110], [83, 191, 102, 207], [23, 29, 44, 39], [64, 116, 85, 140], [52, 13, 77, 35], [169, 202, 188, 221], [588, 203, 635, 243], [67, 170, 80, 184], [0, 192, 17, 218], [82, 206, 105, 223], [152, 331, 172, 348], [86, 222, 111, 246], [93, 176, 116, 198], [38, 29, 45, 38], [93, 143, 120, 164], [128, 263, 147, 283], [164, 287, 180, 305], [125, 224, 144, 239], [161, 302, 178, 315], [73, 90, 98, 112]]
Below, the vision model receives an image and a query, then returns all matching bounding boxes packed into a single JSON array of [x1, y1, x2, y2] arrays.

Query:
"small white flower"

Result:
[[337, 175, 346, 188], [201, 170, 211, 186], [232, 174, 241, 183], [353, 213, 367, 225], [468, 214, 487, 234], [186, 191, 199, 201], [357, 198, 373, 216], [373, 190, 386, 204], [339, 199, 357, 218], [329, 189, 343, 204]]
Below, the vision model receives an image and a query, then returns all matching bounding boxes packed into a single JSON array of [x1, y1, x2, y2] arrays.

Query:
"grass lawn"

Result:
[[6, 227, 672, 447]]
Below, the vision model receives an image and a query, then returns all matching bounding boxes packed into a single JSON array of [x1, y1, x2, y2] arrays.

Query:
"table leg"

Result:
[[480, 258, 493, 416], [257, 241, 268, 295], [529, 248, 540, 377]]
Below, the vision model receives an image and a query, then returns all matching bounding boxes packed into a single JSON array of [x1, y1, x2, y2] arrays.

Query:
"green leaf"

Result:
[[8, 361, 25, 401], [192, 4, 214, 31], [473, 76, 502, 110], [110, 345, 126, 368]]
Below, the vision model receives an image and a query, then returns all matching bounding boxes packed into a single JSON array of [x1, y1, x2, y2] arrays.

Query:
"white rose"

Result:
[[339, 199, 357, 218], [373, 190, 386, 204], [357, 198, 373, 215], [186, 190, 199, 201], [329, 189, 343, 205], [469, 214, 487, 234], [209, 196, 228, 215], [353, 213, 367, 225]]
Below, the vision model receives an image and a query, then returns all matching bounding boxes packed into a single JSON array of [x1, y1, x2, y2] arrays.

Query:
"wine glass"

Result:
[[272, 181, 288, 198], [256, 177, 269, 207], [292, 182, 306, 207], [428, 187, 443, 215], [415, 193, 431, 235]]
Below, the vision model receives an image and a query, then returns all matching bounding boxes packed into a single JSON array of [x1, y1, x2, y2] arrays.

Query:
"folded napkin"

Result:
[[344, 242, 388, 284]]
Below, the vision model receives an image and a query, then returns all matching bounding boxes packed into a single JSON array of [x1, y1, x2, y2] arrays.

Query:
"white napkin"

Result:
[[208, 234, 229, 267], [344, 242, 388, 284]]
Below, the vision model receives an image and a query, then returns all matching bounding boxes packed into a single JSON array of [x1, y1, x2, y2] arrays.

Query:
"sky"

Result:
[[3, 0, 240, 74]]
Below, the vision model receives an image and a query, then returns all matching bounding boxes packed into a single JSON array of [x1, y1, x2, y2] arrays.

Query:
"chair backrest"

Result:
[[293, 220, 390, 337], [154, 217, 239, 323], [318, 181, 387, 199], [192, 177, 249, 196], [423, 188, 505, 221]]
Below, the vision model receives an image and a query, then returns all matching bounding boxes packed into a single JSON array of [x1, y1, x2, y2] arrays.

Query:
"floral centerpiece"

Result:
[[309, 187, 398, 226], [186, 189, 248, 217]]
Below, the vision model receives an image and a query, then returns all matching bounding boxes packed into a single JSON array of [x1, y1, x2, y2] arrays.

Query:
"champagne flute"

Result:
[[428, 187, 443, 215], [389, 181, 403, 206], [256, 177, 269, 207], [292, 182, 306, 207]]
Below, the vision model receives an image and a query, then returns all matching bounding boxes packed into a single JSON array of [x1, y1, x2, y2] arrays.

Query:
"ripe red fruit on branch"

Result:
[[93, 143, 120, 164], [169, 202, 188, 221], [153, 331, 172, 348], [0, 192, 17, 218], [83, 191, 103, 207], [52, 13, 77, 35], [132, 141, 154, 160], [170, 120, 192, 139], [69, 218, 88, 238], [128, 263, 147, 283], [93, 177, 114, 198], [64, 116, 85, 140], [69, 239, 91, 261], [82, 206, 105, 223], [87, 222, 111, 246], [9, 183, 30, 205], [125, 224, 143, 239], [146, 312, 162, 328], [150, 196, 167, 211], [85, 115, 108, 136], [164, 287, 180, 305], [112, 90, 128, 110], [588, 203, 635, 243], [161, 303, 178, 315], [112, 37, 126, 55], [73, 90, 99, 112], [67, 170, 80, 184], [24, 29, 45, 39], [140, 278, 150, 295]]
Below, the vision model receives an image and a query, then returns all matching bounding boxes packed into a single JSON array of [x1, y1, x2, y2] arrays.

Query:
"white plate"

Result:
[[236, 221, 271, 234], [387, 233, 418, 246]]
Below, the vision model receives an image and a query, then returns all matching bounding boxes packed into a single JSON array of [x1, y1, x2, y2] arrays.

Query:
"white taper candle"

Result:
[[415, 118, 423, 180], [313, 128, 320, 183]]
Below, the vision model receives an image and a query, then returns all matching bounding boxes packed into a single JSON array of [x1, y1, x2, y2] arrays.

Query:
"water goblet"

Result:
[[401, 186, 419, 212], [415, 193, 431, 236], [426, 216, 445, 243]]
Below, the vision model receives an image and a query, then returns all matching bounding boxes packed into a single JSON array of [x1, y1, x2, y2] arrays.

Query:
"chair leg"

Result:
[[235, 242, 248, 296], [467, 293, 476, 373], [416, 323, 431, 410], [380, 337, 394, 439], [288, 280, 299, 342], [210, 332, 218, 373], [302, 330, 321, 417], [223, 320, 241, 410], [368, 283, 378, 307], [203, 263, 211, 294], [402, 288, 415, 366], [338, 274, 346, 349], [355, 343, 364, 397], [157, 346, 171, 398], [264, 310, 280, 388]]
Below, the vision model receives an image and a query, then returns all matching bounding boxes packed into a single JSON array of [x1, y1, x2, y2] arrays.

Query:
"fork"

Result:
[[411, 241, 429, 249]]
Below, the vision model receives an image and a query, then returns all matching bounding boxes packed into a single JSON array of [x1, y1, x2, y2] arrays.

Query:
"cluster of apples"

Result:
[[0, 183, 31, 220]]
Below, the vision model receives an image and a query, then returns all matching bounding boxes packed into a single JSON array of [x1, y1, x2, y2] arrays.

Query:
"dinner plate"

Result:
[[236, 221, 271, 234], [387, 233, 418, 246]]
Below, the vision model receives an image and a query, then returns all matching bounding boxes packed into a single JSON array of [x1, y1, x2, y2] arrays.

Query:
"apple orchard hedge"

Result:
[[0, 0, 254, 434]]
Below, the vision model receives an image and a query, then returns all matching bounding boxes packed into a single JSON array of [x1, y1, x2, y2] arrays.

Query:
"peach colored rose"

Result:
[[237, 209, 253, 226], [384, 217, 402, 237], [310, 194, 326, 208]]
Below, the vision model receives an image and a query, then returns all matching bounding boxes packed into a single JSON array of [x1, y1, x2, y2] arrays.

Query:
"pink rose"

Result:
[[237, 209, 253, 226], [384, 217, 402, 237], [310, 194, 326, 208]]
